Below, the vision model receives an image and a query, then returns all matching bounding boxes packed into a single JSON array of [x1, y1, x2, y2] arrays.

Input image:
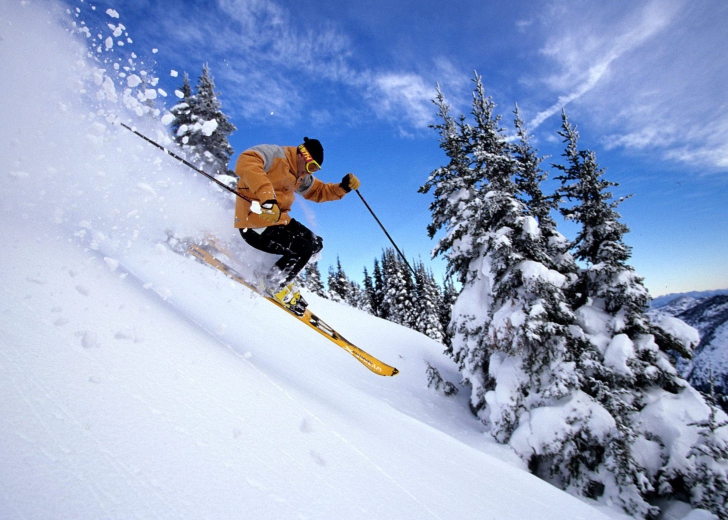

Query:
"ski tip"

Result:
[[376, 367, 399, 377]]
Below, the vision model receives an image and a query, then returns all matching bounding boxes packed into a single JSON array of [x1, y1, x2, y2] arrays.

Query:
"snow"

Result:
[[522, 214, 540, 237], [0, 2, 715, 520], [510, 390, 616, 456], [160, 112, 176, 125], [201, 118, 219, 136], [652, 314, 701, 351], [604, 334, 635, 375], [631, 435, 664, 479], [0, 223, 616, 520], [0, 2, 612, 519], [518, 259, 567, 288], [691, 320, 728, 384], [127, 74, 142, 87], [639, 386, 710, 472]]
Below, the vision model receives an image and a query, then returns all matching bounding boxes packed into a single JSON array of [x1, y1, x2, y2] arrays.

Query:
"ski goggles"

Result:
[[298, 144, 321, 173]]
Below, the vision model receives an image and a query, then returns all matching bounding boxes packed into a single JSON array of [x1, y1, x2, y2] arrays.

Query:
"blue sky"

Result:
[[67, 0, 728, 297]]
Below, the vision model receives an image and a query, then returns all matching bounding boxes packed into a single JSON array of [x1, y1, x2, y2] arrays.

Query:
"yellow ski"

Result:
[[185, 242, 399, 377]]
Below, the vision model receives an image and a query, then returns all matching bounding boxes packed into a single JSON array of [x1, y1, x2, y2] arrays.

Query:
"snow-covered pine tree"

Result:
[[380, 248, 417, 328], [512, 106, 575, 277], [423, 77, 698, 519], [168, 72, 195, 147], [426, 362, 459, 396], [185, 64, 236, 175], [554, 110, 643, 316], [327, 258, 350, 303], [439, 276, 458, 349], [443, 77, 588, 451], [551, 111, 726, 519], [345, 280, 368, 311], [362, 267, 378, 316], [684, 387, 728, 518], [300, 261, 326, 298], [419, 84, 477, 282], [372, 259, 385, 318], [413, 261, 446, 343], [423, 74, 519, 415]]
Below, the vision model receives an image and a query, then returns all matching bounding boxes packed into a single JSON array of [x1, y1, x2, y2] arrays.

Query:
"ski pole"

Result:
[[117, 121, 252, 203], [355, 189, 417, 277]]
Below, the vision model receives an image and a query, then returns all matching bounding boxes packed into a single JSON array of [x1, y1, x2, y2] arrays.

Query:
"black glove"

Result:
[[259, 199, 281, 223], [340, 173, 360, 193]]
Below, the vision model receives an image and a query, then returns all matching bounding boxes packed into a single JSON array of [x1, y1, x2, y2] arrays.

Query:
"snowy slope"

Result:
[[1, 220, 620, 520], [649, 293, 728, 393], [0, 1, 630, 519], [655, 295, 728, 401]]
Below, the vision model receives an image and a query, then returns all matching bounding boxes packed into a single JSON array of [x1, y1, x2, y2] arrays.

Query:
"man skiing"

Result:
[[234, 137, 360, 315]]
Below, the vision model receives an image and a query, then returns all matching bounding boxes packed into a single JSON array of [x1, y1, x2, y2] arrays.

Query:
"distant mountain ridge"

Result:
[[651, 293, 728, 410], [651, 288, 728, 309]]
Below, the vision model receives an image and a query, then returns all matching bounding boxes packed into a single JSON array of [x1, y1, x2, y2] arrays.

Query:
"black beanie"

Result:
[[303, 137, 324, 165]]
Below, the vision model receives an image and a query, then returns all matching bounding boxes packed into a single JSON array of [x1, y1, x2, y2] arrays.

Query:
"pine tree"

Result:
[[684, 388, 728, 517], [548, 111, 727, 518], [432, 74, 528, 417], [327, 258, 350, 303], [543, 112, 660, 517], [413, 261, 446, 343], [426, 362, 459, 396], [363, 267, 379, 316], [554, 111, 643, 315], [439, 276, 458, 349], [372, 259, 385, 318], [187, 64, 237, 175], [166, 66, 236, 176], [169, 72, 195, 146], [419, 84, 477, 283], [301, 262, 326, 297], [512, 106, 575, 277], [380, 248, 417, 328], [345, 280, 368, 311]]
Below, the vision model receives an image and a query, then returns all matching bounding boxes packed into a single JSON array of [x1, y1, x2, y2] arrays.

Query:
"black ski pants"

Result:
[[240, 219, 323, 288]]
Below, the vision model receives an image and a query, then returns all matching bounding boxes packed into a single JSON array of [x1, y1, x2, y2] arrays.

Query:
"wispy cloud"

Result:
[[370, 73, 438, 130], [528, 0, 728, 171], [217, 0, 355, 81], [529, 0, 681, 129], [140, 0, 440, 130]]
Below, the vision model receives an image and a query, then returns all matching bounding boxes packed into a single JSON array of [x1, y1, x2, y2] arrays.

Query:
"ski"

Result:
[[183, 240, 399, 377]]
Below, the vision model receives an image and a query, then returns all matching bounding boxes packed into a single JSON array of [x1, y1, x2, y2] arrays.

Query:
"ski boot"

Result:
[[268, 281, 308, 316]]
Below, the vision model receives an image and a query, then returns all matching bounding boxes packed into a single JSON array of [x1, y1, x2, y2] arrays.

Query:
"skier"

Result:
[[234, 137, 360, 315]]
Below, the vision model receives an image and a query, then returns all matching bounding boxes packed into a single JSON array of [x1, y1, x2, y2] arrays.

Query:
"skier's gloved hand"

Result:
[[260, 199, 280, 223], [340, 173, 360, 193]]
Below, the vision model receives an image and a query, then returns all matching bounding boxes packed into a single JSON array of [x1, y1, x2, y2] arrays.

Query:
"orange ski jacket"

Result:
[[234, 144, 347, 229]]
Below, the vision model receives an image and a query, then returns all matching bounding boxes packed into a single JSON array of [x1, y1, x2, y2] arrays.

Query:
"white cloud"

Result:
[[529, 0, 682, 129], [149, 0, 441, 130], [371, 73, 438, 129], [528, 0, 728, 171]]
